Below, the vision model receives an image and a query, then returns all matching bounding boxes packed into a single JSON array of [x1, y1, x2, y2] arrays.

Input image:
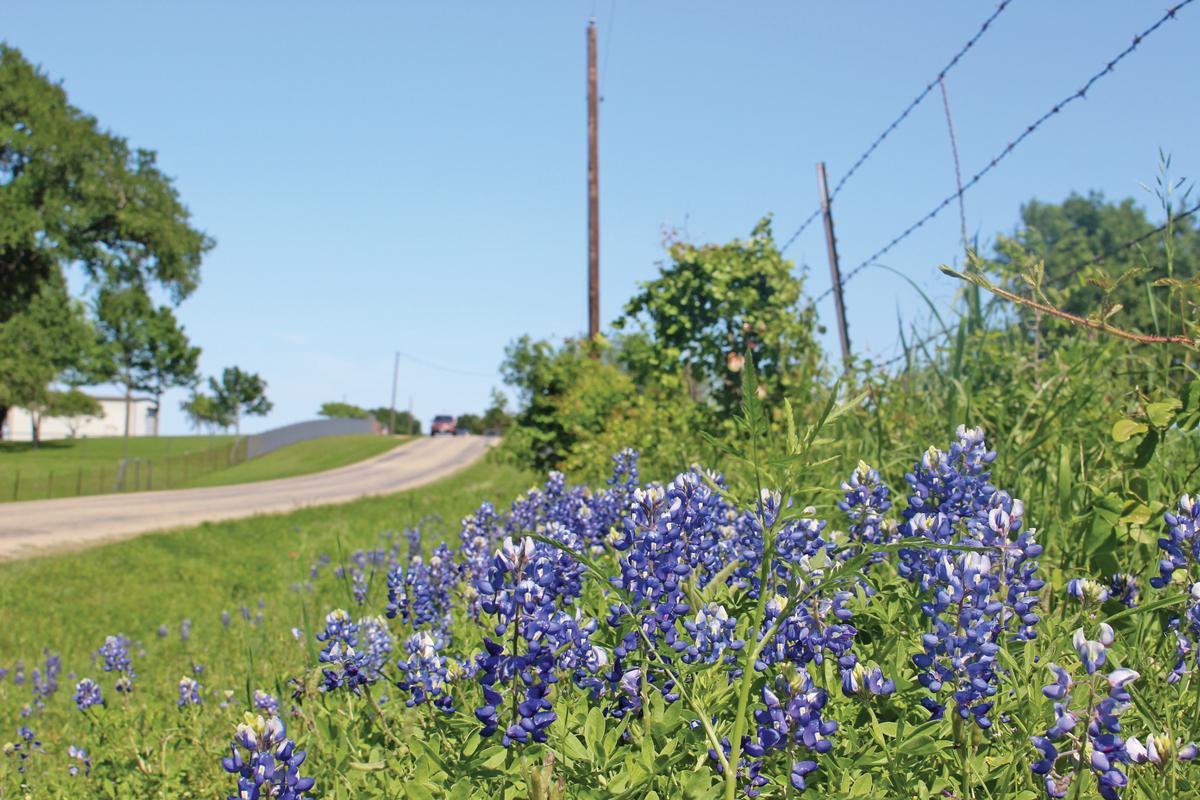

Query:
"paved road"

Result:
[[0, 436, 491, 560]]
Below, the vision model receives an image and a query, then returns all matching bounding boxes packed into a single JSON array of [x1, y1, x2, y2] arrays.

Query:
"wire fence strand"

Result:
[[780, 0, 1015, 253], [816, 0, 1194, 302]]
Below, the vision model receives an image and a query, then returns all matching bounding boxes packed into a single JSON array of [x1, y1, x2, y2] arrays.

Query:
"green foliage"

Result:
[[988, 184, 1200, 346], [45, 388, 103, 437], [480, 389, 513, 435], [319, 402, 370, 419], [455, 413, 484, 435], [0, 43, 213, 322], [0, 274, 95, 442], [90, 286, 201, 433], [367, 407, 422, 436], [615, 217, 824, 415], [209, 366, 272, 435], [181, 390, 233, 434]]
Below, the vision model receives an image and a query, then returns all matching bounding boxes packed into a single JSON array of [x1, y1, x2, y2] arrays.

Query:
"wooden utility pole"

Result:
[[586, 18, 600, 342], [816, 162, 851, 370], [389, 351, 399, 436], [407, 395, 414, 437]]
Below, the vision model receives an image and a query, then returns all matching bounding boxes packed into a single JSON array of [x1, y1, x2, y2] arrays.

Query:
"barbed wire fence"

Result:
[[783, 1, 1194, 369], [778, 0, 1015, 254]]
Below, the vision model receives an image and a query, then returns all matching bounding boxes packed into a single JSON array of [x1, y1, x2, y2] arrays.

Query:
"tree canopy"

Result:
[[209, 367, 271, 435], [990, 191, 1200, 338], [319, 402, 369, 419], [614, 217, 823, 414]]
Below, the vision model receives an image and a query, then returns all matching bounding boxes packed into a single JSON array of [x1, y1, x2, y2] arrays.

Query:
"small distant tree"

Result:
[[46, 389, 103, 438], [0, 276, 95, 445], [138, 305, 201, 428], [181, 391, 231, 434], [367, 407, 421, 436], [210, 367, 271, 435], [456, 413, 484, 435], [319, 402, 368, 419], [91, 287, 201, 442], [480, 388, 514, 434]]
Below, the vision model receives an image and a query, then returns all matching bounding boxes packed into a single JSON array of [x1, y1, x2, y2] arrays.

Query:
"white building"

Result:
[[3, 395, 159, 441]]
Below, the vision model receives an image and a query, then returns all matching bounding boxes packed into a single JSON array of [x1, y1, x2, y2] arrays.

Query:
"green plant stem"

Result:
[[725, 428, 771, 800]]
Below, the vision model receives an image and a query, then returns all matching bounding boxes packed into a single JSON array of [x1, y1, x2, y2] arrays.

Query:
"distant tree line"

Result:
[[316, 389, 514, 436]]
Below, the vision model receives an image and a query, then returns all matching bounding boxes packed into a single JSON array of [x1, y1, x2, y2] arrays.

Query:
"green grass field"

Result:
[[0, 434, 404, 501], [177, 435, 406, 488], [0, 435, 237, 500], [0, 456, 535, 797]]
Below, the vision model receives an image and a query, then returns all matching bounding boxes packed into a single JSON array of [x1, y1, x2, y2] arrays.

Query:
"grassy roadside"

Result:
[[0, 455, 535, 797], [177, 435, 408, 488], [0, 435, 235, 500]]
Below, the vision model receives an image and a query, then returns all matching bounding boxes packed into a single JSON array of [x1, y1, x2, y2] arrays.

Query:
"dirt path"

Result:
[[0, 436, 491, 560]]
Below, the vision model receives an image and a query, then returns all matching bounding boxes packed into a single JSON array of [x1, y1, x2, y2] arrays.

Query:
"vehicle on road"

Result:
[[430, 415, 457, 436]]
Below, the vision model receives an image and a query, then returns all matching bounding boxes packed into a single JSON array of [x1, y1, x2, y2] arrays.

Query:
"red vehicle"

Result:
[[430, 415, 457, 436]]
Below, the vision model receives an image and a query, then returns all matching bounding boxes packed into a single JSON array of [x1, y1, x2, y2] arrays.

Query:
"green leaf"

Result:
[[1111, 418, 1147, 442], [1146, 399, 1181, 428], [584, 706, 606, 760]]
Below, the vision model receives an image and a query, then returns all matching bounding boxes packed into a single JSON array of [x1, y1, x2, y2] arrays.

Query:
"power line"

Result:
[[394, 350, 494, 379], [818, 0, 1194, 303], [780, 0, 1014, 253]]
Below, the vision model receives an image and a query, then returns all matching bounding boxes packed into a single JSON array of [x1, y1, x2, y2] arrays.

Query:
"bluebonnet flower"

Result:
[[473, 533, 597, 747], [74, 679, 103, 711], [396, 631, 457, 713], [678, 603, 744, 666], [838, 461, 895, 559], [1126, 733, 1199, 765], [157, 625, 168, 639], [732, 668, 837, 795], [1030, 626, 1138, 800], [1067, 578, 1110, 608], [181, 618, 192, 642], [316, 610, 392, 693], [254, 689, 279, 714], [97, 635, 135, 693], [841, 662, 896, 698], [178, 676, 202, 707], [221, 713, 314, 799], [67, 744, 91, 777], [899, 428, 1043, 729], [29, 650, 61, 711], [1107, 574, 1139, 608], [3, 727, 42, 774], [1148, 495, 1200, 683], [221, 611, 231, 629]]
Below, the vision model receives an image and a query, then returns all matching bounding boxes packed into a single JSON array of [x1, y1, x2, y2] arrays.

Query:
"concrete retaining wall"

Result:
[[244, 418, 379, 460]]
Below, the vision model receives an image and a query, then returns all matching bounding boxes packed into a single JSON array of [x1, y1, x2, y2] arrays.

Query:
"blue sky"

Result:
[[5, 2, 1198, 434]]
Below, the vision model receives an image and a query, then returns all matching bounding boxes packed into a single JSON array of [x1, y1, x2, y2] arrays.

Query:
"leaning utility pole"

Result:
[[389, 351, 399, 435], [816, 162, 851, 370], [586, 18, 600, 342]]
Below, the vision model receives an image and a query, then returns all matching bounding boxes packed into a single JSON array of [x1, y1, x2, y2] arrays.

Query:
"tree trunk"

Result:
[[153, 390, 162, 437], [30, 408, 41, 448], [0, 403, 8, 441]]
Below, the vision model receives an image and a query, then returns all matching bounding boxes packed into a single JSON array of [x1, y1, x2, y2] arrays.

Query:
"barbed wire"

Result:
[[780, 0, 1015, 253], [815, 0, 1194, 303]]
